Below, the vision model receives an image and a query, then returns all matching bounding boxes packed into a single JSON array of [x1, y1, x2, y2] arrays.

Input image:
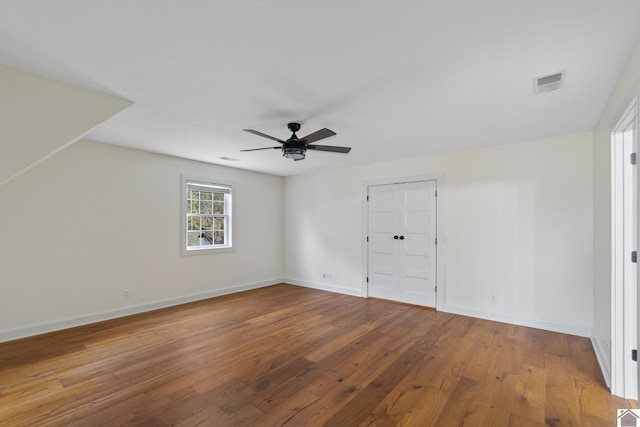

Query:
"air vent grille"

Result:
[[533, 71, 565, 94]]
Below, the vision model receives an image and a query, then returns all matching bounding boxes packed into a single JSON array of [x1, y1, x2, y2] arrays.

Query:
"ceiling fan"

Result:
[[241, 122, 351, 161]]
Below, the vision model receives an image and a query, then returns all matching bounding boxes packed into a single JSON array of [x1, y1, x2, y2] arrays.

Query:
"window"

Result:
[[181, 175, 233, 254]]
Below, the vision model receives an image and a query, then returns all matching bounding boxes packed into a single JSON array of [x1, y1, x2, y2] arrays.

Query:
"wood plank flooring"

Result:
[[0, 284, 635, 426]]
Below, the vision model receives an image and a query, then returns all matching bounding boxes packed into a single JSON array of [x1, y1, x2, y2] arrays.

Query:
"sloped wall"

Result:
[[0, 65, 132, 186]]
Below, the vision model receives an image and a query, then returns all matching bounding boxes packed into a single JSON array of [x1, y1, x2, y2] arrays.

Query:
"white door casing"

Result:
[[367, 180, 437, 307], [611, 96, 638, 399]]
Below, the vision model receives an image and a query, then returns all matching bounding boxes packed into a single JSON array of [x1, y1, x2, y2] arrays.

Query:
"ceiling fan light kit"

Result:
[[242, 122, 351, 161], [282, 143, 307, 160]]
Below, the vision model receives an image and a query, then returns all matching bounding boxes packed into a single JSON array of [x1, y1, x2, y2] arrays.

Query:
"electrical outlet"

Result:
[[123, 289, 129, 298]]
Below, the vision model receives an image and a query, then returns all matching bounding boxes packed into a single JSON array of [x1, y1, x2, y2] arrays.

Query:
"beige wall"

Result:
[[0, 141, 284, 340], [284, 132, 593, 336]]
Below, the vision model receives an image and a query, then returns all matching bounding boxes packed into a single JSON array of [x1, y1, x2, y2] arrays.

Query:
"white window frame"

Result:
[[181, 174, 234, 255]]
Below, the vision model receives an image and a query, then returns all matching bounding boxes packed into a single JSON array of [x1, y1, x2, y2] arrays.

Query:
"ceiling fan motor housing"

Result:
[[287, 122, 301, 133]]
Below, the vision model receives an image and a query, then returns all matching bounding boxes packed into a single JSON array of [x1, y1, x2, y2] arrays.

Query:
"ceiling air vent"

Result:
[[533, 70, 565, 94]]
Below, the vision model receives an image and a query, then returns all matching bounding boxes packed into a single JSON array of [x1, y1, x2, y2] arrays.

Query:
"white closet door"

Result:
[[368, 180, 437, 307]]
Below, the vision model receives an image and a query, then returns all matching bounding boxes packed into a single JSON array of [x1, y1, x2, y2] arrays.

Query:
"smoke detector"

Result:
[[533, 70, 565, 94]]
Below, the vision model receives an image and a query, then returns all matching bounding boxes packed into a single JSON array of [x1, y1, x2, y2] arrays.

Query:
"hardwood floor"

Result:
[[0, 284, 635, 426]]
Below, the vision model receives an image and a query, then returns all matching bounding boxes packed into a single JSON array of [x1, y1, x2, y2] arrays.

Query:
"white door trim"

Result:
[[362, 173, 444, 310], [611, 96, 638, 399]]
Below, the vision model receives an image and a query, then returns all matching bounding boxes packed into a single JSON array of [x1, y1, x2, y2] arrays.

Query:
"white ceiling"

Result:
[[1, 1, 639, 176]]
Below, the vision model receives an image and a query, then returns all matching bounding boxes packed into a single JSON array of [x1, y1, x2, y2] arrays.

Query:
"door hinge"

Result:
[[435, 285, 437, 293], [633, 251, 638, 263], [435, 190, 437, 197], [366, 236, 369, 242], [631, 153, 637, 165], [633, 349, 637, 362], [435, 237, 437, 245], [366, 277, 369, 283], [366, 195, 369, 201]]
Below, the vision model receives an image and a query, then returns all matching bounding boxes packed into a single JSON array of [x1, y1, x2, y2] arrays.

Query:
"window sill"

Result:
[[181, 245, 234, 256]]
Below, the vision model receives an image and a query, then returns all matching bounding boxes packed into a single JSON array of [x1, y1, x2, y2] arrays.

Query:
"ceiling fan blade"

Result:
[[243, 129, 286, 143], [240, 146, 281, 152], [300, 128, 336, 144], [306, 144, 351, 153]]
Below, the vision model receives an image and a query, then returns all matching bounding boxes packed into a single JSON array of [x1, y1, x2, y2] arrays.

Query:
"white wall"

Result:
[[592, 38, 640, 388], [0, 65, 132, 187], [0, 140, 284, 341], [284, 132, 593, 336]]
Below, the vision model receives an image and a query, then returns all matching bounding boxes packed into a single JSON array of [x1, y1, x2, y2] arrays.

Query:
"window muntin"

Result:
[[182, 177, 232, 254]]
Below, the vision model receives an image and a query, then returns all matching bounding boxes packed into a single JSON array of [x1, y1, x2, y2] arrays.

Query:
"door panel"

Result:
[[405, 276, 427, 293], [368, 180, 437, 307], [372, 271, 395, 290], [368, 185, 400, 297]]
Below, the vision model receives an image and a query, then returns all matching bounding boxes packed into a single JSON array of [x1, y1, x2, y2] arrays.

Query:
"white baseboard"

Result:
[[591, 336, 612, 390], [286, 283, 593, 338], [0, 278, 281, 343], [1, 280, 596, 346], [285, 278, 365, 298], [442, 304, 593, 337]]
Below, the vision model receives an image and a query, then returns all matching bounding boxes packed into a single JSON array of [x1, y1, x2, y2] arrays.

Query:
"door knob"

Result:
[[393, 235, 399, 239], [399, 235, 405, 240]]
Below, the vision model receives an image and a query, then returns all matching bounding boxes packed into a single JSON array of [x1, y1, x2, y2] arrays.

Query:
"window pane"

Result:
[[214, 217, 225, 230], [202, 217, 214, 230], [213, 193, 224, 201], [187, 231, 200, 246], [202, 231, 213, 244], [187, 216, 200, 231], [201, 192, 212, 201], [200, 201, 213, 214], [213, 201, 224, 214], [214, 231, 225, 245]]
